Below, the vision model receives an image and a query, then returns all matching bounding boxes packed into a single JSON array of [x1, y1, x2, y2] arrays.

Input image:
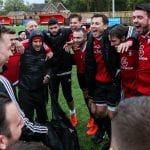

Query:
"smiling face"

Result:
[[70, 17, 82, 31], [26, 21, 38, 33], [133, 10, 150, 35], [32, 38, 42, 51], [90, 17, 108, 38], [73, 30, 86, 47]]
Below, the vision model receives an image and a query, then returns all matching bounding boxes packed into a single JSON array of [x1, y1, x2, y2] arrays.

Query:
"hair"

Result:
[[69, 13, 82, 22], [81, 23, 90, 29], [18, 31, 25, 35], [135, 3, 150, 18], [0, 25, 16, 38], [112, 96, 150, 150], [0, 93, 12, 138], [74, 27, 87, 38], [8, 142, 50, 150], [48, 18, 58, 26], [25, 20, 38, 27], [109, 25, 128, 39], [7, 28, 16, 35], [91, 14, 108, 25]]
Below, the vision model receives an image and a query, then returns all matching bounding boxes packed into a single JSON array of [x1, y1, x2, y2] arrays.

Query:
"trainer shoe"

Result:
[[86, 124, 98, 136], [71, 114, 78, 127], [87, 117, 94, 128]]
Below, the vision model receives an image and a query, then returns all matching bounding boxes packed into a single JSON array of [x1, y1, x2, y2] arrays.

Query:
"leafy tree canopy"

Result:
[[4, 0, 29, 12]]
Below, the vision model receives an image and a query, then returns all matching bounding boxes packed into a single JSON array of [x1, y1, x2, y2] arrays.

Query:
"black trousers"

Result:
[[18, 86, 48, 124], [49, 74, 73, 104]]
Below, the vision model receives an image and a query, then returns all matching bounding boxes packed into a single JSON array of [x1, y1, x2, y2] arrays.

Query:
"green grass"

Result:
[[51, 67, 104, 150], [13, 26, 107, 150]]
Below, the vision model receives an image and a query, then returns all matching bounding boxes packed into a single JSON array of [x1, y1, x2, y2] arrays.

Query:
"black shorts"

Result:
[[93, 81, 120, 110]]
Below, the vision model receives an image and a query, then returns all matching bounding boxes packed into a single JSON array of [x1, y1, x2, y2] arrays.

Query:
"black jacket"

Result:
[[19, 47, 47, 91], [85, 29, 120, 97], [19, 29, 47, 91], [43, 28, 73, 75]]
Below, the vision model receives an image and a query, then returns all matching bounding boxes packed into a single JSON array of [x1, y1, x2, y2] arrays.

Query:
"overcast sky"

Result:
[[24, 0, 45, 5]]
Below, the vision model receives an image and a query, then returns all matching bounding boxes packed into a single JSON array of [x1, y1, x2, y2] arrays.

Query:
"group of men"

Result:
[[0, 3, 149, 150]]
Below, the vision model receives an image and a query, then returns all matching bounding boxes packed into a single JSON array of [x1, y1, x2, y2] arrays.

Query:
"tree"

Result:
[[0, 0, 3, 6], [4, 0, 29, 12], [126, 0, 150, 10], [62, 0, 150, 12]]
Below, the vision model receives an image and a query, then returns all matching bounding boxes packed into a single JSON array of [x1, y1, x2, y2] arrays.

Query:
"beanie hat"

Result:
[[29, 29, 43, 43], [32, 36, 42, 41]]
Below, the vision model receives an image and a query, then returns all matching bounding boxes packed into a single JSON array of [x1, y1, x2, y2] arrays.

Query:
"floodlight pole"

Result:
[[112, 0, 115, 17]]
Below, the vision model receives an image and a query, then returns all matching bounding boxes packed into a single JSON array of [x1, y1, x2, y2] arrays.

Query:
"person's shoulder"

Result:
[[43, 30, 50, 36], [87, 32, 93, 40], [104, 28, 110, 34], [61, 27, 71, 31], [61, 27, 72, 34], [102, 28, 110, 40], [43, 29, 48, 33], [0, 75, 10, 95]]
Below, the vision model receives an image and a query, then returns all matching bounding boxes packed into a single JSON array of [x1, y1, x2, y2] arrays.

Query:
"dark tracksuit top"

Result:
[[43, 28, 73, 75], [43, 28, 74, 103]]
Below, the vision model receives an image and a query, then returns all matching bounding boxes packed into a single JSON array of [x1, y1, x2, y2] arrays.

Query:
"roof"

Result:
[[43, 3, 58, 13], [56, 2, 68, 11], [7, 11, 26, 16], [29, 2, 69, 13], [56, 2, 70, 13], [30, 3, 46, 12]]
